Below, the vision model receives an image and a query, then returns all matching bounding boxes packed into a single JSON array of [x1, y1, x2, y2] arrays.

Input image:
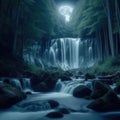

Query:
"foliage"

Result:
[[71, 0, 120, 37], [90, 56, 120, 74]]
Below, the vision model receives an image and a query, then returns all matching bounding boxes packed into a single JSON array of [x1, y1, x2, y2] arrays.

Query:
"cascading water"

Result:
[[0, 78, 32, 93], [43, 38, 97, 70], [22, 78, 32, 92], [55, 78, 93, 94]]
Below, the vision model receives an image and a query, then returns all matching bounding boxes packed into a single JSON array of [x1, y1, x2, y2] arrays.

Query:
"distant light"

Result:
[[59, 5, 73, 22]]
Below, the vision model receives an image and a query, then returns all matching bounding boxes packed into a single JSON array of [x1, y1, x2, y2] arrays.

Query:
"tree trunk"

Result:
[[12, 0, 21, 57], [106, 0, 115, 57]]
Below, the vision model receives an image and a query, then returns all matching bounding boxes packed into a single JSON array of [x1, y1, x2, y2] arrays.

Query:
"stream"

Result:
[[0, 78, 120, 120]]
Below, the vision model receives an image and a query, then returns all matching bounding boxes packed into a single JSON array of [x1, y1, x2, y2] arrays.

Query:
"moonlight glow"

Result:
[[59, 5, 73, 22]]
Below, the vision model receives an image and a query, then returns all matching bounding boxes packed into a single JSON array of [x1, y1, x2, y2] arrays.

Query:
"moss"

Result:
[[87, 90, 120, 112], [85, 73, 95, 80], [0, 83, 26, 108], [90, 56, 120, 75], [91, 81, 111, 99]]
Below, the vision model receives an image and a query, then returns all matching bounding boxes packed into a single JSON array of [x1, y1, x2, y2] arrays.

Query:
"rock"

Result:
[[91, 80, 111, 99], [114, 86, 120, 94], [58, 108, 70, 114], [85, 73, 95, 80], [87, 90, 120, 112], [73, 85, 92, 98], [3, 78, 10, 84], [31, 71, 57, 92], [0, 83, 26, 109], [33, 82, 47, 92], [46, 111, 63, 118], [114, 79, 120, 94], [48, 100, 59, 108], [25, 91, 32, 95]]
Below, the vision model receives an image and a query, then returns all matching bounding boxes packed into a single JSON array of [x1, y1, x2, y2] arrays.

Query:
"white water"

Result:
[[55, 78, 93, 94], [23, 38, 97, 70], [0, 78, 120, 120], [22, 78, 32, 92], [43, 38, 96, 70], [0, 78, 32, 93]]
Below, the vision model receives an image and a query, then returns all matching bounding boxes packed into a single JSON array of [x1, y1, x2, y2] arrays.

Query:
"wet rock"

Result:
[[91, 81, 111, 99], [85, 73, 96, 80], [33, 82, 47, 92], [48, 100, 59, 108], [31, 71, 57, 92], [114, 85, 120, 94], [0, 83, 26, 109], [3, 78, 10, 84], [73, 85, 92, 98], [25, 91, 32, 95], [87, 90, 120, 112], [46, 111, 64, 118], [58, 108, 70, 114], [114, 79, 120, 94]]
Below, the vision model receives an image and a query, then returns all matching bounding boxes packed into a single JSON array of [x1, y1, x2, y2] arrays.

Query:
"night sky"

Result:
[[55, 0, 79, 5]]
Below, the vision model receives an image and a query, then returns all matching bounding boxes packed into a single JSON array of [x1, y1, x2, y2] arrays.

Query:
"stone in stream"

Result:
[[91, 80, 111, 99], [73, 85, 92, 98], [48, 100, 59, 108], [46, 111, 64, 118], [114, 79, 120, 94], [87, 90, 120, 112], [58, 108, 70, 114], [85, 73, 96, 81], [0, 83, 26, 109]]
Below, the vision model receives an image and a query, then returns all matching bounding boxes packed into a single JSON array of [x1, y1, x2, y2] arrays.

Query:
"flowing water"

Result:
[[0, 78, 120, 120], [23, 38, 98, 70], [0, 78, 32, 93], [43, 38, 97, 70]]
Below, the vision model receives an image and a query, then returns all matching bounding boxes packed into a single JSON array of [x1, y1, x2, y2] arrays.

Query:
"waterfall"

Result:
[[55, 78, 94, 94], [55, 78, 85, 94], [22, 78, 32, 92], [1, 78, 32, 93], [43, 38, 97, 70], [10, 79, 23, 90]]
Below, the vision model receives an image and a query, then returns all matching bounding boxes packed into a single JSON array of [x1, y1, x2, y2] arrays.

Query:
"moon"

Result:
[[59, 5, 73, 22]]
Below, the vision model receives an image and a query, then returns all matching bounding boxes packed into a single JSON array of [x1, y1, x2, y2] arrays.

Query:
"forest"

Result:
[[0, 0, 120, 120]]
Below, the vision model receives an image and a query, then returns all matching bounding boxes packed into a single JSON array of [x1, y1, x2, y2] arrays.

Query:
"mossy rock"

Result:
[[87, 90, 120, 112], [73, 85, 92, 98], [0, 83, 26, 109], [85, 73, 95, 80], [46, 111, 64, 118], [91, 81, 111, 99]]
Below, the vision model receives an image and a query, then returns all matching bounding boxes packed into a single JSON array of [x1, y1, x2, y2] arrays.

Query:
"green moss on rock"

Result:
[[0, 83, 26, 109], [91, 81, 111, 99], [87, 90, 120, 112]]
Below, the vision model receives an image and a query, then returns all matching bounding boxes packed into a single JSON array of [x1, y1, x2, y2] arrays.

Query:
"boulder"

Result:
[[85, 73, 95, 80], [114, 79, 120, 94], [46, 111, 63, 118], [73, 85, 92, 98], [33, 82, 47, 92], [48, 100, 59, 108], [114, 86, 120, 94], [0, 83, 26, 109], [58, 108, 70, 114], [87, 90, 120, 112], [91, 80, 111, 99]]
